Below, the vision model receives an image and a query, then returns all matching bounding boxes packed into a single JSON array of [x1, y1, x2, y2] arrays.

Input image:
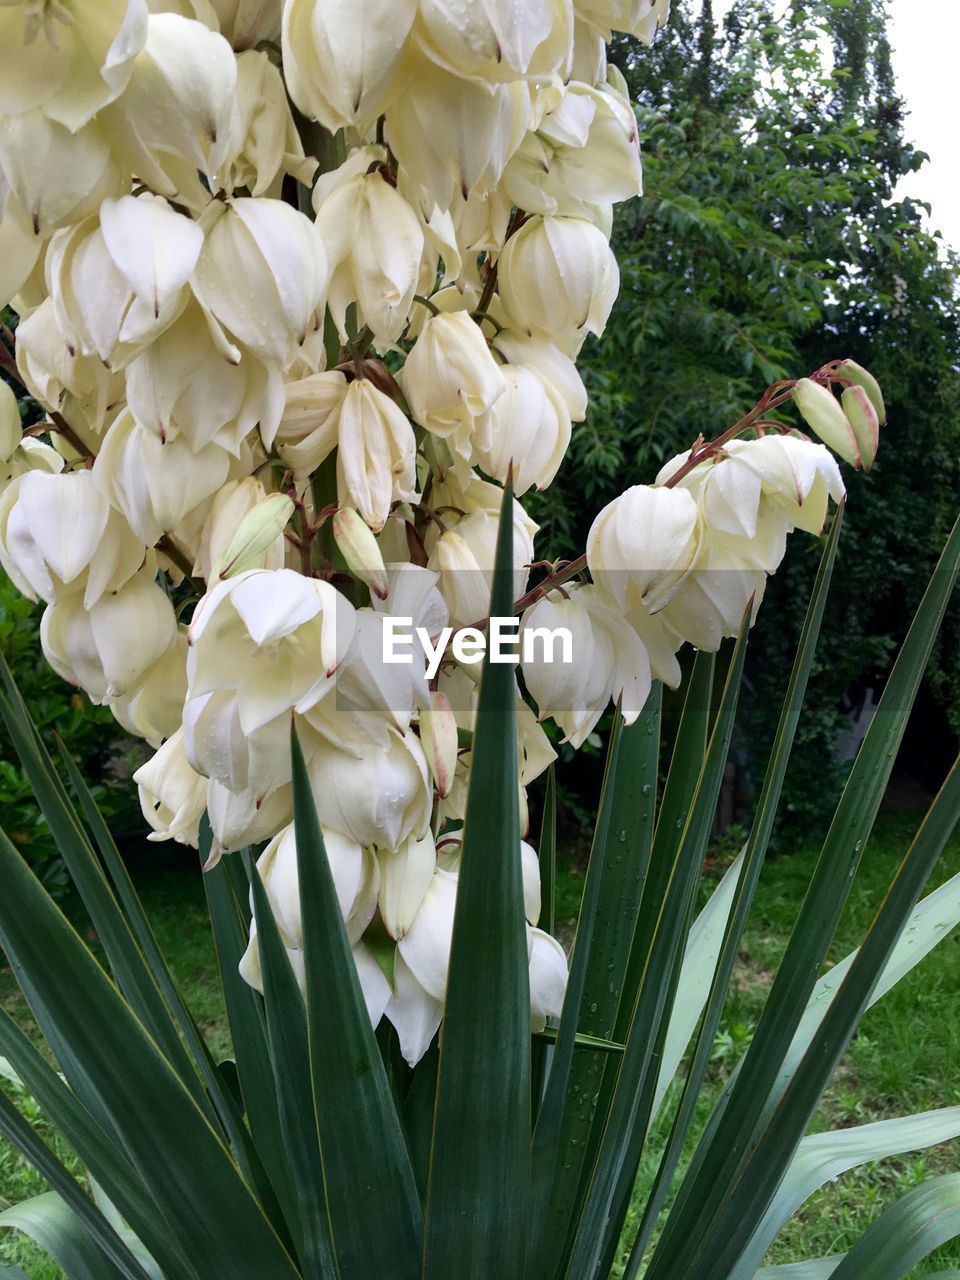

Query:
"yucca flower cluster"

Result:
[[0, 0, 882, 1065]]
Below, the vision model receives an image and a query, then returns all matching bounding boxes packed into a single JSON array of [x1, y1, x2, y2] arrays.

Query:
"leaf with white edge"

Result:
[[830, 1173, 960, 1280], [650, 850, 745, 1123], [772, 866, 960, 1105], [733, 1108, 960, 1279], [0, 1088, 154, 1280], [0, 1192, 133, 1280], [755, 1259, 843, 1279]]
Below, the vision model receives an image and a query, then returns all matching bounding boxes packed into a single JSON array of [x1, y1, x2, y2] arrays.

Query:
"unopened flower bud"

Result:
[[333, 507, 390, 601], [419, 690, 459, 798], [841, 385, 880, 472], [212, 493, 295, 580], [792, 378, 861, 469], [836, 359, 886, 426]]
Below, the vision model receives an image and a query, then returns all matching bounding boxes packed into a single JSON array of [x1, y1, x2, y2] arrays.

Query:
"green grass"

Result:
[[1, 808, 958, 1277]]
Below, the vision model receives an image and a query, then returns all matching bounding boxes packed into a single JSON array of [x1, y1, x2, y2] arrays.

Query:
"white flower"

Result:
[[657, 542, 766, 653], [186, 568, 356, 731], [378, 829, 437, 940], [401, 311, 505, 446], [12, 298, 121, 445], [521, 585, 651, 747], [385, 852, 567, 1065], [183, 689, 290, 800], [395, 867, 457, 1005], [385, 953, 445, 1068], [0, 188, 41, 309], [504, 76, 643, 217], [110, 628, 188, 748], [491, 329, 588, 421], [134, 727, 206, 846], [385, 57, 532, 207], [275, 371, 347, 479], [0, 469, 144, 606], [0, 382, 20, 463], [220, 50, 315, 197], [305, 726, 432, 851], [428, 503, 536, 628], [658, 434, 845, 546], [498, 214, 619, 350], [252, 822, 377, 948], [529, 927, 568, 1030], [41, 565, 177, 701], [191, 198, 328, 368], [282, 0, 417, 132], [0, 113, 124, 238], [315, 169, 424, 348], [99, 193, 204, 321], [0, 437, 63, 496], [95, 409, 233, 546], [0, 0, 148, 130], [335, 379, 418, 532], [124, 298, 284, 455], [587, 483, 699, 612], [473, 363, 571, 493], [324, 608, 430, 743], [238, 823, 389, 1024], [45, 212, 188, 365], [206, 777, 293, 853], [415, 0, 574, 82], [574, 0, 670, 42], [107, 14, 237, 194]]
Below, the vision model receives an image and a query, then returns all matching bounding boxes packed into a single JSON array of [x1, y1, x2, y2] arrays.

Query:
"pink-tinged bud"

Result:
[[332, 507, 390, 601], [419, 690, 458, 798], [841, 385, 880, 472], [792, 378, 861, 469], [837, 360, 886, 426]]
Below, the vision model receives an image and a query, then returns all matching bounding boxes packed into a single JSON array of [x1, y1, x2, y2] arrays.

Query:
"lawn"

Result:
[[1, 805, 958, 1277]]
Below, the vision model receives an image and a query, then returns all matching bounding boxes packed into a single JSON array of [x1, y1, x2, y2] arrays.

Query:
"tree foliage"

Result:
[[532, 0, 960, 830]]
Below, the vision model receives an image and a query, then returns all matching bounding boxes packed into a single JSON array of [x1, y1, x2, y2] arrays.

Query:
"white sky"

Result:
[[707, 0, 960, 254], [887, 0, 960, 253]]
